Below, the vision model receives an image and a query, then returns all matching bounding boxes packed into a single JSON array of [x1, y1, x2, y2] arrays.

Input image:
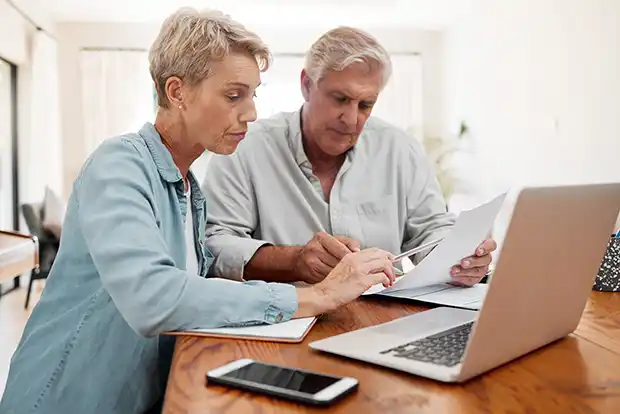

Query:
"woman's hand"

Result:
[[293, 248, 395, 318]]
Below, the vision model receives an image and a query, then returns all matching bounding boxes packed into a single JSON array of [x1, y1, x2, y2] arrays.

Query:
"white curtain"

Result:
[[0, 59, 13, 228], [371, 54, 424, 141], [255, 55, 305, 118], [24, 31, 62, 202], [80, 50, 154, 156]]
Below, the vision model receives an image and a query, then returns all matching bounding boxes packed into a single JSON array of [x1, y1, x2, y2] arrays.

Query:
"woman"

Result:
[[0, 8, 395, 414]]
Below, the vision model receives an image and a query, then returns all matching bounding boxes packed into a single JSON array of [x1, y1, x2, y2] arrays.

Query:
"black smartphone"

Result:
[[206, 358, 358, 406]]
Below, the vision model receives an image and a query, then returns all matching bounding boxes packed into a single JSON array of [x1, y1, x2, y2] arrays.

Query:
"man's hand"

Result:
[[294, 232, 361, 284], [450, 238, 497, 287]]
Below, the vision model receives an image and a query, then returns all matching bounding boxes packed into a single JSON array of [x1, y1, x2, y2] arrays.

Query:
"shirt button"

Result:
[[275, 313, 283, 323]]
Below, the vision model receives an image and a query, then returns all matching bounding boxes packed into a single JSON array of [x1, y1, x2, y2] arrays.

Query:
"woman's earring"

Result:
[[178, 105, 183, 110]]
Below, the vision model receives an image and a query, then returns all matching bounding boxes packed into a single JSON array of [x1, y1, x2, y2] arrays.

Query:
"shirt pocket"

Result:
[[356, 198, 395, 249], [357, 199, 389, 216]]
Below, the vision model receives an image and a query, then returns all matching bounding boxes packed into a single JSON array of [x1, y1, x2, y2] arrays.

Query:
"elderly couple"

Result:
[[0, 7, 496, 414]]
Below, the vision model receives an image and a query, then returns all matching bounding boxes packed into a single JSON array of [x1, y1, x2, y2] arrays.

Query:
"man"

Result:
[[203, 26, 496, 286]]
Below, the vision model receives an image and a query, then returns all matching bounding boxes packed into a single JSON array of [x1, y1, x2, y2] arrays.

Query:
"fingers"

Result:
[[362, 256, 396, 288], [374, 261, 396, 286], [316, 251, 340, 268], [307, 257, 333, 278], [381, 275, 392, 288], [340, 250, 395, 287], [476, 238, 497, 256], [318, 233, 354, 260], [366, 271, 391, 289], [335, 236, 361, 253], [353, 247, 394, 263], [451, 263, 488, 286], [460, 253, 491, 270], [452, 263, 488, 277]]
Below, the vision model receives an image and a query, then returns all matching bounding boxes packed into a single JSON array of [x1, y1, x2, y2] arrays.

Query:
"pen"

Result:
[[615, 229, 620, 238], [392, 237, 444, 262]]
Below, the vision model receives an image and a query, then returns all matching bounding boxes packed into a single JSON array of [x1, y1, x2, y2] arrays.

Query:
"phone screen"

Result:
[[221, 362, 341, 395]]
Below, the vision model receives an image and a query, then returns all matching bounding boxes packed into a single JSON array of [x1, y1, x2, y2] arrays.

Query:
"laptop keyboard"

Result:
[[379, 322, 474, 367]]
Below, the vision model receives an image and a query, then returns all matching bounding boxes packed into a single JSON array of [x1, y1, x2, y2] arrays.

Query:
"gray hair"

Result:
[[149, 7, 271, 108], [304, 26, 392, 88]]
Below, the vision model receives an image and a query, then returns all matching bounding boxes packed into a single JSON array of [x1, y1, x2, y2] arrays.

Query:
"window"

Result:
[[0, 57, 17, 231]]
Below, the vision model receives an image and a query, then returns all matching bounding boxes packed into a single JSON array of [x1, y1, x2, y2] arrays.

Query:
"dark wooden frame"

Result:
[[0, 56, 21, 296]]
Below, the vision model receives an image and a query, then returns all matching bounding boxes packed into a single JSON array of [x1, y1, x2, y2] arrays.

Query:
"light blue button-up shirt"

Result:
[[0, 123, 298, 414]]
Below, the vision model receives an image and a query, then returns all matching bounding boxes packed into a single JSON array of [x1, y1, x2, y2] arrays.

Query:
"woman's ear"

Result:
[[300, 69, 312, 102], [165, 76, 185, 110]]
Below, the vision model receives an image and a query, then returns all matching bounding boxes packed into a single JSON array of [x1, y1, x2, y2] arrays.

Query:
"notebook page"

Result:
[[184, 317, 316, 340]]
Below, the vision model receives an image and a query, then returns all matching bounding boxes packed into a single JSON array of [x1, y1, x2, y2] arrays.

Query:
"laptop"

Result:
[[309, 183, 620, 383]]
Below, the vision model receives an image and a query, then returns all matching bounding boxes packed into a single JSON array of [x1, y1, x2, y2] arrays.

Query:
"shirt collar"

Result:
[[137, 122, 205, 203], [138, 122, 183, 183], [289, 108, 309, 167], [288, 107, 358, 167]]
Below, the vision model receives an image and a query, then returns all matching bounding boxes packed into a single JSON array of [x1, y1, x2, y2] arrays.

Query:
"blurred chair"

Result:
[[21, 203, 59, 309]]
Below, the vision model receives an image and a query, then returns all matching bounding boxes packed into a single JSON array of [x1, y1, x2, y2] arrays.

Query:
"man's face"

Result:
[[301, 63, 383, 157]]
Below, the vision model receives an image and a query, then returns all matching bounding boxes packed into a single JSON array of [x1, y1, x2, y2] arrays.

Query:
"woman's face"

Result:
[[181, 52, 261, 155]]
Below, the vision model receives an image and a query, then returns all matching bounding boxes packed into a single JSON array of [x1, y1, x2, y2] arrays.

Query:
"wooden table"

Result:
[[0, 230, 38, 286], [163, 292, 620, 414]]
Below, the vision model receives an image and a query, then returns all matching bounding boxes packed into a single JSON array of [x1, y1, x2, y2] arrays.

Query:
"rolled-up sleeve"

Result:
[[401, 140, 456, 264], [76, 139, 297, 337], [203, 152, 270, 281]]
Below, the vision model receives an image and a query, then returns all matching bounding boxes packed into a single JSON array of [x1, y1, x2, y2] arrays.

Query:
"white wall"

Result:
[[0, 1, 28, 64], [56, 22, 445, 195], [443, 0, 620, 189], [441, 0, 620, 242]]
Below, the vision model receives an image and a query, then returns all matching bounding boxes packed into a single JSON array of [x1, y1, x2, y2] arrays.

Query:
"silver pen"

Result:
[[392, 237, 444, 262]]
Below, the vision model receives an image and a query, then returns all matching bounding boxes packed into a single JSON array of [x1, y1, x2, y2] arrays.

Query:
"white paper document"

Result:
[[183, 317, 316, 340], [364, 193, 506, 296], [373, 283, 489, 310]]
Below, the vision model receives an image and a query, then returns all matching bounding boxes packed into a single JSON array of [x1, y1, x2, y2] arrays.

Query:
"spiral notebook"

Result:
[[165, 317, 318, 343]]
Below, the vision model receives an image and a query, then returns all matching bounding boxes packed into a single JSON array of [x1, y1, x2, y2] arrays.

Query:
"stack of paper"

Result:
[[170, 317, 317, 343], [363, 194, 506, 309]]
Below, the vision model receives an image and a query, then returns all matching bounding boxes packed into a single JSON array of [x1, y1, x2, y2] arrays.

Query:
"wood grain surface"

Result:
[[163, 294, 620, 414], [574, 291, 620, 355], [0, 231, 36, 283]]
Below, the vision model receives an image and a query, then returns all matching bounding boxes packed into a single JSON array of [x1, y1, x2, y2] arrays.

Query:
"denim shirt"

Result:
[[0, 123, 298, 414]]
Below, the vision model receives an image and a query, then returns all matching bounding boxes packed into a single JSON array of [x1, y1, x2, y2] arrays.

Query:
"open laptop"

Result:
[[309, 183, 620, 383]]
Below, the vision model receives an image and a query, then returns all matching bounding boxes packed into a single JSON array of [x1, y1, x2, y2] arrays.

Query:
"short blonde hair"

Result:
[[305, 27, 392, 88], [149, 8, 271, 107]]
